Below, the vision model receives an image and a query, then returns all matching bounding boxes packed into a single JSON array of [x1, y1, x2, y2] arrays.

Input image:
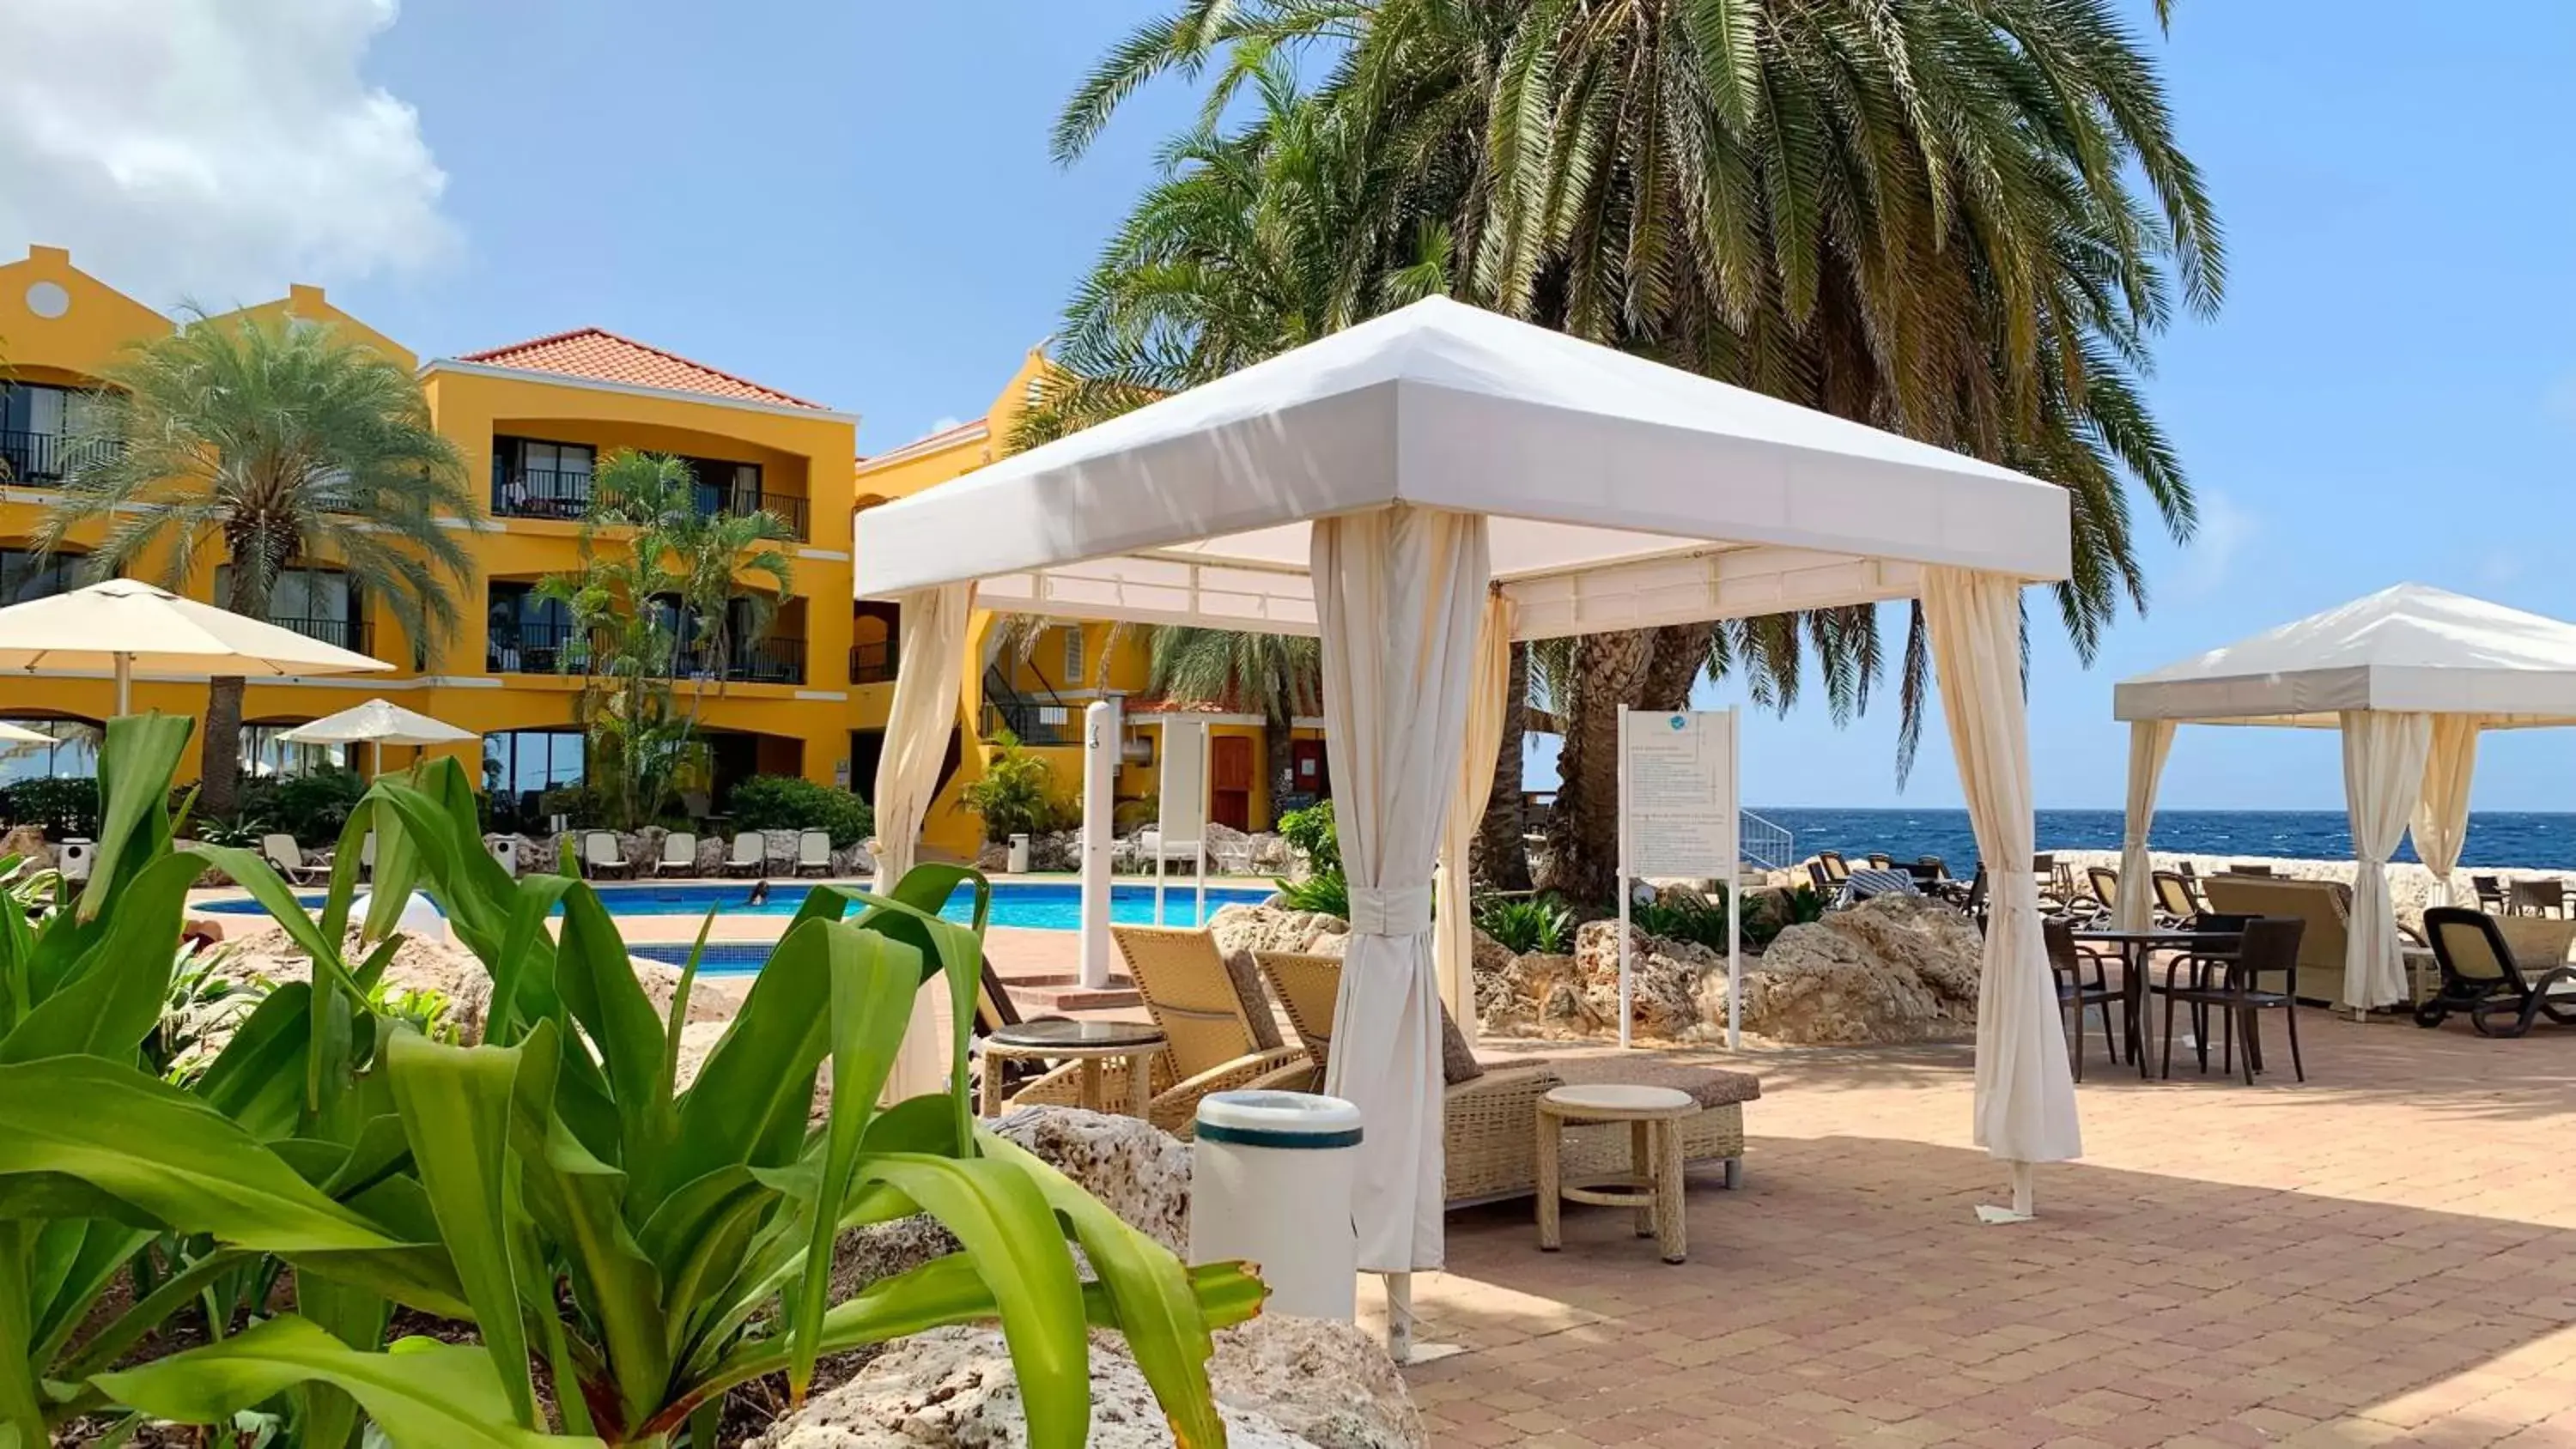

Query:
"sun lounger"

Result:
[[725, 833, 765, 876], [580, 830, 629, 879], [2202, 874, 2354, 1005], [260, 833, 322, 885], [1255, 950, 1759, 1203], [654, 832, 698, 877], [794, 829, 831, 876], [2417, 908, 2576, 1037]]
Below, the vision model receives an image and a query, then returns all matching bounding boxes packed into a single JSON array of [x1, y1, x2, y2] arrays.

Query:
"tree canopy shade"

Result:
[[36, 310, 474, 814]]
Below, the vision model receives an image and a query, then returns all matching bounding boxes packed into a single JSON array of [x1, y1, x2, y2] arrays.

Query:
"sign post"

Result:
[[1617, 707, 1742, 1050]]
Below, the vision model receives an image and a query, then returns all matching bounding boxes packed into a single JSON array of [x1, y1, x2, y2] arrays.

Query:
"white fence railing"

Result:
[[1741, 809, 1795, 873]]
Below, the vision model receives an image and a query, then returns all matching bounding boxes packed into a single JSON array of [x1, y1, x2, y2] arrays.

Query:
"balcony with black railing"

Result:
[[486, 619, 592, 675], [849, 638, 898, 684], [488, 468, 811, 541], [271, 615, 373, 654], [1, 431, 122, 484], [685, 635, 806, 687]]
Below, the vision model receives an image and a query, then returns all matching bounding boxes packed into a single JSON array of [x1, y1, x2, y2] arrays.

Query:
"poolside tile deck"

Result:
[[1383, 1018, 2576, 1447]]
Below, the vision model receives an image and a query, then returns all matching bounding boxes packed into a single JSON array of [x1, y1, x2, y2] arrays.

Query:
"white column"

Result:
[[1079, 695, 1121, 989]]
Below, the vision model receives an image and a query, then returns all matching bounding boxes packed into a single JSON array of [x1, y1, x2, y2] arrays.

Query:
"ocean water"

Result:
[[1754, 808, 2576, 874]]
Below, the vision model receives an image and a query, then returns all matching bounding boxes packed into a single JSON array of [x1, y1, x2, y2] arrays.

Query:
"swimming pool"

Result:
[[200, 878, 1274, 933]]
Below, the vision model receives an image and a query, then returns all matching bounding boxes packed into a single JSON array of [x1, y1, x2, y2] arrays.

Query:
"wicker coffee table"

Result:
[[1535, 1083, 1700, 1264], [978, 1020, 1167, 1119]]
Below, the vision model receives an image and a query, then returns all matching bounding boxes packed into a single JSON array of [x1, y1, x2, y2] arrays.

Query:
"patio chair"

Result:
[[2161, 915, 2306, 1083], [654, 832, 698, 877], [794, 829, 832, 876], [1207, 835, 1256, 876], [2044, 918, 2123, 1081], [2228, 862, 2274, 876], [260, 833, 322, 885], [2151, 870, 2201, 925], [725, 833, 766, 876], [2416, 907, 2576, 1038], [1816, 850, 1851, 884], [1254, 949, 1760, 1202], [1805, 858, 1835, 893], [969, 956, 1072, 1103], [1012, 926, 1309, 1137], [2202, 875, 2353, 1006], [2174, 860, 2215, 914], [580, 830, 629, 879], [2471, 874, 2508, 913], [2086, 865, 2122, 919], [1865, 852, 1893, 870], [2508, 878, 2567, 918]]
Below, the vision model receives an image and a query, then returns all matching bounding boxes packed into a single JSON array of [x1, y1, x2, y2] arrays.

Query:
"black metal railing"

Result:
[[683, 635, 805, 686], [271, 615, 371, 653], [489, 467, 810, 541], [1, 430, 122, 484], [849, 639, 898, 684], [981, 665, 1074, 744], [486, 619, 592, 674]]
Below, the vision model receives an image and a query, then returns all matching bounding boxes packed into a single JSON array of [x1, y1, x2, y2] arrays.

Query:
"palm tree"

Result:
[[1052, 0, 2221, 900], [585, 451, 797, 687], [1147, 627, 1322, 827], [38, 310, 475, 815]]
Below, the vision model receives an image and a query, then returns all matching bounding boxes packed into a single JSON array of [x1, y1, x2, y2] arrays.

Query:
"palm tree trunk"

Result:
[[1639, 624, 1712, 712], [1473, 642, 1531, 890], [1537, 629, 1655, 902], [1263, 707, 1296, 830], [199, 676, 246, 818]]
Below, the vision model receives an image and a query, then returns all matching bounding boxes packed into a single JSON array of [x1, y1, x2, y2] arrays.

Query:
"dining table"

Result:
[[2069, 927, 2246, 1079]]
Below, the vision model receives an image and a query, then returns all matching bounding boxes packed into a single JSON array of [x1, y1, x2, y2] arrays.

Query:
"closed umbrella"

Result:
[[0, 579, 394, 713], [279, 698, 477, 775]]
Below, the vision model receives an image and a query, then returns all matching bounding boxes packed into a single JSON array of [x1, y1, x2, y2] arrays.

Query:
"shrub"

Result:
[[1273, 869, 1350, 918], [0, 774, 100, 839], [726, 773, 875, 846], [1476, 894, 1574, 954], [958, 731, 1072, 843], [1277, 797, 1339, 873], [259, 767, 370, 846], [1631, 892, 1734, 952]]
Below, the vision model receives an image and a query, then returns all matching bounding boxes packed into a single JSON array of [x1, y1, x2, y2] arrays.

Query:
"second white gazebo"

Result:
[[279, 697, 478, 776], [2112, 583, 2576, 1009], [854, 295, 2082, 1307]]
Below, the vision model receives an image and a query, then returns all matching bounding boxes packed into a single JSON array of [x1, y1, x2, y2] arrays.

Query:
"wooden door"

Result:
[[1289, 738, 1329, 803], [1210, 734, 1255, 833]]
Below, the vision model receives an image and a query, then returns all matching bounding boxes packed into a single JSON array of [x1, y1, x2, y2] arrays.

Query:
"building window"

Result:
[[1062, 626, 1084, 686], [483, 729, 587, 830], [0, 717, 103, 783], [240, 724, 348, 779], [491, 437, 597, 519], [0, 549, 82, 606], [212, 564, 362, 651], [0, 382, 106, 482]]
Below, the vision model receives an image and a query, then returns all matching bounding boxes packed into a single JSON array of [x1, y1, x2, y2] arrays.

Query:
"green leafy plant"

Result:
[[1276, 799, 1338, 875], [1474, 894, 1573, 955], [148, 943, 270, 1084], [726, 773, 874, 847], [1272, 871, 1349, 919], [0, 773, 100, 839], [255, 766, 372, 846], [958, 731, 1072, 843], [1631, 893, 1733, 953]]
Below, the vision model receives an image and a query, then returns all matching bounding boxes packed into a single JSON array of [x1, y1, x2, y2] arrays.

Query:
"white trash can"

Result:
[[1190, 1090, 1362, 1322], [489, 836, 522, 877], [57, 837, 95, 884], [1007, 833, 1031, 874]]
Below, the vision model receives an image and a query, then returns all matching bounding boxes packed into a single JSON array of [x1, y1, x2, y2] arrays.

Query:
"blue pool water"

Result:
[[200, 878, 1273, 932]]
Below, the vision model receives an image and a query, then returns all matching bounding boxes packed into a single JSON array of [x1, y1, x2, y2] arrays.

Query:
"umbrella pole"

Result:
[[114, 654, 131, 716]]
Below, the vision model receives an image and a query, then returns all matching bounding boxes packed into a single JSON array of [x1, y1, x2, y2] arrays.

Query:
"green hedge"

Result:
[[0, 776, 101, 839], [725, 774, 874, 847]]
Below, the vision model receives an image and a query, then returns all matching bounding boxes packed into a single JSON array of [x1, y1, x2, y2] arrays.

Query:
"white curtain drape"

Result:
[[2412, 716, 2479, 910], [874, 582, 976, 1099], [2117, 719, 2177, 932], [2342, 709, 2433, 1009], [1315, 505, 1491, 1273], [1921, 567, 2082, 1182], [1433, 592, 1515, 1034]]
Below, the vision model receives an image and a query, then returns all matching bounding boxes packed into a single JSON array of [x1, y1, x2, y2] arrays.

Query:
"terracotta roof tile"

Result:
[[458, 327, 826, 410]]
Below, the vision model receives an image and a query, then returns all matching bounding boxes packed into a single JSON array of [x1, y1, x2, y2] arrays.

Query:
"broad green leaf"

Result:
[[194, 843, 368, 1113], [193, 983, 317, 1140], [515, 1113, 667, 1432], [856, 1155, 1090, 1445], [489, 872, 574, 1047], [384, 1029, 540, 1429], [979, 1131, 1242, 1446], [90, 1315, 601, 1449], [0, 849, 206, 1064], [550, 882, 667, 1167], [0, 1221, 48, 1448], [76, 713, 193, 924]]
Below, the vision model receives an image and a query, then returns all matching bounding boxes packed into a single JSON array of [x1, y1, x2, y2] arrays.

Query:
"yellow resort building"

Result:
[[0, 244, 1320, 858]]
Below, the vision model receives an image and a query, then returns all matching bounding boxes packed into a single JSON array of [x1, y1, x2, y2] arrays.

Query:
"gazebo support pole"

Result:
[[1385, 1272, 1412, 1363], [2013, 1161, 2034, 1217], [114, 653, 131, 716]]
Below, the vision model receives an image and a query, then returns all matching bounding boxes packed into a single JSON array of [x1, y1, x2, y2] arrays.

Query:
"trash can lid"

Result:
[[1196, 1090, 1363, 1149]]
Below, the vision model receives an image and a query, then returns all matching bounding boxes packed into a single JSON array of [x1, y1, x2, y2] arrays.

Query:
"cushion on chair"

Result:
[[1218, 948, 1286, 1052], [1438, 1005, 1484, 1085], [1545, 1052, 1762, 1108]]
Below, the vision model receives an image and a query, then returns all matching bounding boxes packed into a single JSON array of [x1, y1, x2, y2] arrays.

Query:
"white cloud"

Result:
[[2174, 490, 2257, 600], [0, 0, 453, 306], [927, 416, 964, 434]]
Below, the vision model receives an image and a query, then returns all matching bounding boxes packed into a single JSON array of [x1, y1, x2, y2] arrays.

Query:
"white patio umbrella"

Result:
[[0, 722, 56, 745], [2114, 583, 2576, 1010], [0, 579, 394, 712], [279, 697, 477, 776], [853, 295, 2083, 1338]]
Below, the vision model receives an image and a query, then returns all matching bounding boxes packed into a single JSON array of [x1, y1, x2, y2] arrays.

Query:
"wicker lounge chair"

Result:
[[260, 833, 322, 885], [725, 833, 765, 876], [1008, 926, 1309, 1136], [654, 832, 698, 877], [2417, 908, 2576, 1037], [580, 831, 629, 879], [1255, 950, 1759, 1204]]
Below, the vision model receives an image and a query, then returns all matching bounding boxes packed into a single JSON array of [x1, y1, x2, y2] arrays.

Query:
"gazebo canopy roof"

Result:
[[2113, 583, 2576, 728], [278, 698, 477, 747], [853, 296, 2070, 637]]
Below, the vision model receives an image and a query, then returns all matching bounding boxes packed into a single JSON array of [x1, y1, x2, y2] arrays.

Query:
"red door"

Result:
[[1289, 738, 1329, 802], [1210, 735, 1255, 833]]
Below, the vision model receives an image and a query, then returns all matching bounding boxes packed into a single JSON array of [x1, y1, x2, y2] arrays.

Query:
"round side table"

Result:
[[978, 1019, 1168, 1120], [1536, 1083, 1700, 1264]]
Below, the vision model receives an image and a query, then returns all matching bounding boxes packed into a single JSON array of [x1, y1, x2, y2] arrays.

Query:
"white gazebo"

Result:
[[854, 296, 2082, 1303], [279, 697, 479, 776], [2112, 584, 2576, 1009]]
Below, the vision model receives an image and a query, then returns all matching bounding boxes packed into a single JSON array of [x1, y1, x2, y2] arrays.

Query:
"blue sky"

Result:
[[14, 1, 2570, 812]]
